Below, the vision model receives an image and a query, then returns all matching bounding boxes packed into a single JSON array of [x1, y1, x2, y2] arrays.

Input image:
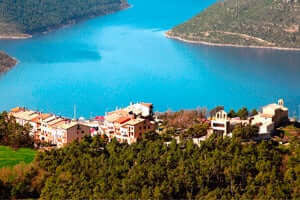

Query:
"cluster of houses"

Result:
[[9, 102, 156, 148], [10, 107, 91, 148], [98, 102, 156, 144], [9, 99, 289, 148], [210, 99, 289, 139]]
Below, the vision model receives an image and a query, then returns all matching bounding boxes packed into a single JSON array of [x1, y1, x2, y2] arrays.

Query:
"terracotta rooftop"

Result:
[[105, 112, 128, 123], [48, 118, 66, 127], [12, 110, 39, 121], [10, 107, 25, 113], [125, 118, 145, 126], [41, 113, 52, 120], [52, 120, 70, 128], [116, 117, 131, 124], [30, 113, 52, 123]]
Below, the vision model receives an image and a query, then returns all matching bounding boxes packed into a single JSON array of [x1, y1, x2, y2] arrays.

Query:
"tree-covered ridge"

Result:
[[0, 51, 17, 75], [169, 0, 300, 49], [1, 131, 300, 199], [0, 0, 128, 35]]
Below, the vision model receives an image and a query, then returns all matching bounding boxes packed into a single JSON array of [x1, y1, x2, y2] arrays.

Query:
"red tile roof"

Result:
[[95, 116, 105, 121], [116, 117, 131, 124]]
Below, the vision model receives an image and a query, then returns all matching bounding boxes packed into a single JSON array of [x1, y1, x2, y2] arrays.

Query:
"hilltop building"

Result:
[[250, 99, 288, 136], [210, 99, 289, 138], [211, 110, 230, 136]]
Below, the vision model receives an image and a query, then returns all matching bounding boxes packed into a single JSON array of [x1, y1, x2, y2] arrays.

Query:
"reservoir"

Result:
[[0, 0, 299, 117]]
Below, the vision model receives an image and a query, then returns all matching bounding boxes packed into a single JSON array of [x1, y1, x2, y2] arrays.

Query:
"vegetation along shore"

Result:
[[166, 31, 300, 51], [0, 0, 129, 39], [168, 0, 300, 50]]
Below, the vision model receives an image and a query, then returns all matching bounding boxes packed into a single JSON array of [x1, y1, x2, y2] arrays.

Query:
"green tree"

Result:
[[237, 107, 249, 120], [228, 109, 237, 118], [232, 124, 258, 139], [250, 109, 258, 116]]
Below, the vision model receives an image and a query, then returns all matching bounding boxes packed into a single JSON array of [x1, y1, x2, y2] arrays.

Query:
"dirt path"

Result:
[[205, 31, 276, 46]]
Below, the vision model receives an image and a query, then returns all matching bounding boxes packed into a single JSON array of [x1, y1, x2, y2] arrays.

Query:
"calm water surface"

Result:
[[0, 0, 300, 118]]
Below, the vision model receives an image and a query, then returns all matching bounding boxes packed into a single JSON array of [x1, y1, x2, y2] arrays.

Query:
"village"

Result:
[[9, 99, 291, 148]]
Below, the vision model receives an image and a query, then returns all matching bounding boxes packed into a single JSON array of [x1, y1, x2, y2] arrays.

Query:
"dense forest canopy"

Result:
[[0, 131, 300, 199], [169, 0, 300, 49], [0, 0, 128, 34]]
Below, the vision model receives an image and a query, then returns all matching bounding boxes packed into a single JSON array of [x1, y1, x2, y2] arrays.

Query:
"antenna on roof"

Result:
[[298, 105, 300, 122], [73, 104, 77, 121]]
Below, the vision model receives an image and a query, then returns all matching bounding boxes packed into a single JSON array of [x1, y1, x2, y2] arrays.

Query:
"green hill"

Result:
[[0, 0, 128, 38], [0, 51, 17, 74], [167, 0, 300, 49]]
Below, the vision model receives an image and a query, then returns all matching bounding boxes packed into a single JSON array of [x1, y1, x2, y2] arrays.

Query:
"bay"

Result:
[[0, 0, 299, 118]]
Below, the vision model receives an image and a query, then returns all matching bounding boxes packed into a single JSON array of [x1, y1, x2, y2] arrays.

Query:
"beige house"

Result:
[[10, 107, 91, 148], [54, 122, 90, 148], [103, 102, 156, 144], [119, 118, 155, 144], [10, 108, 40, 136]]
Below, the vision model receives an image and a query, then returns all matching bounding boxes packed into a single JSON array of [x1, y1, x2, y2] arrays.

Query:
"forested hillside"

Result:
[[0, 0, 128, 37], [0, 52, 17, 74], [168, 0, 300, 49], [1, 132, 300, 199]]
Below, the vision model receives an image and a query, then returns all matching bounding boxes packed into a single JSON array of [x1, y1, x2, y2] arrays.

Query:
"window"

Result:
[[213, 123, 225, 128]]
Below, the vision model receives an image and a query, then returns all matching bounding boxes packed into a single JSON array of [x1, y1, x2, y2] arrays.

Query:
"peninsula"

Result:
[[167, 0, 300, 50], [0, 0, 129, 38], [0, 51, 17, 75]]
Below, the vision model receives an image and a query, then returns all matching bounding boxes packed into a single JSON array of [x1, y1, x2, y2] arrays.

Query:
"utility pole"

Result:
[[73, 104, 77, 121], [298, 105, 300, 122]]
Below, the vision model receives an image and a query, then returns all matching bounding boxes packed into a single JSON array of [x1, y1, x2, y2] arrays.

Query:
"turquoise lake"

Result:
[[0, 0, 300, 118]]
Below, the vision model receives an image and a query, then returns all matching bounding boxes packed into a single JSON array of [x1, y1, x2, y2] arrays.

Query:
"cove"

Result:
[[0, 0, 299, 118]]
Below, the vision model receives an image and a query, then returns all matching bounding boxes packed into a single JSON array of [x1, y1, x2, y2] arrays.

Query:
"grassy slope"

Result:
[[0, 146, 36, 168], [169, 0, 300, 48]]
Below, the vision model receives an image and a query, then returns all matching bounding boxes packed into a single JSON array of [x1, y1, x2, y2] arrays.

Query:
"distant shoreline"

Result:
[[0, 34, 32, 40], [0, 52, 18, 75], [0, 3, 130, 40], [165, 31, 300, 52]]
